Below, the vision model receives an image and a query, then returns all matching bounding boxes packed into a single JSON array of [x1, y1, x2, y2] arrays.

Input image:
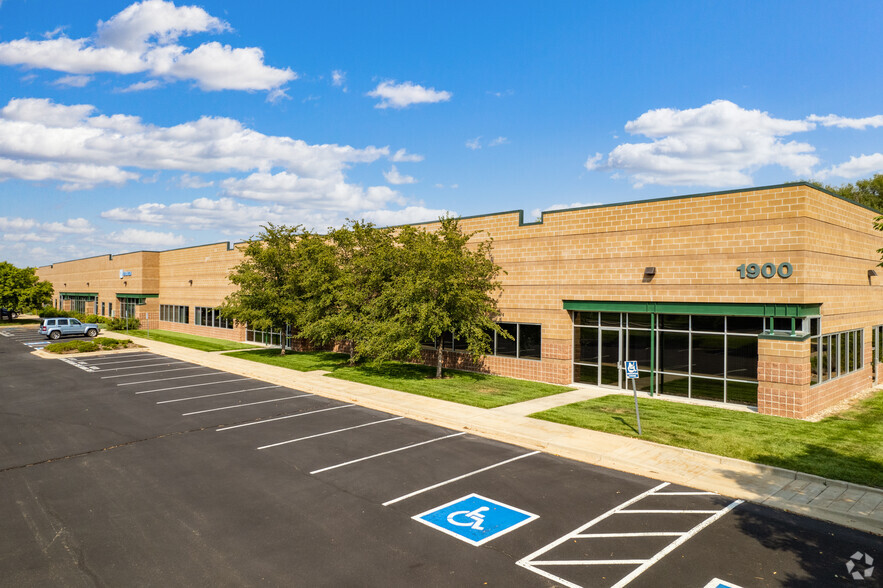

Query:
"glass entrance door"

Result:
[[599, 328, 622, 387]]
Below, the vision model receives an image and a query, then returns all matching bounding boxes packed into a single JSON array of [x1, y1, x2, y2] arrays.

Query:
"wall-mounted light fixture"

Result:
[[86, 282, 89, 287], [869, 269, 878, 278], [644, 267, 656, 276], [123, 281, 127, 286], [188, 279, 193, 286]]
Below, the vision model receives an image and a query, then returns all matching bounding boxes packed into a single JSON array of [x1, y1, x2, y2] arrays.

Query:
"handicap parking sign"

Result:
[[413, 493, 538, 546], [625, 360, 639, 379]]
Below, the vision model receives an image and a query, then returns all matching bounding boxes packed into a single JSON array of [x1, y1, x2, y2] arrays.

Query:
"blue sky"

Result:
[[1, 0, 881, 267]]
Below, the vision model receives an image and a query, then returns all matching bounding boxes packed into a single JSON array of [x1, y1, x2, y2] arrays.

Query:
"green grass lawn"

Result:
[[531, 393, 883, 488], [224, 348, 574, 408], [125, 329, 259, 352]]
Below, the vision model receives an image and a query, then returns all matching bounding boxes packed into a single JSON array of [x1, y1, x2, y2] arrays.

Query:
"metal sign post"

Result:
[[625, 361, 643, 435]]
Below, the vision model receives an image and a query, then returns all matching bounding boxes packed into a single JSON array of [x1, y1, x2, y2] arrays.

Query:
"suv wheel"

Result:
[[49, 330, 61, 340], [86, 328, 98, 338]]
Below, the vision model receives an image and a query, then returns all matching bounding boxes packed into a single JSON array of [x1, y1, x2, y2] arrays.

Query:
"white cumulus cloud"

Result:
[[819, 153, 883, 179], [0, 97, 389, 197], [0, 0, 294, 93], [389, 148, 424, 162], [367, 80, 451, 109], [588, 100, 819, 187], [807, 114, 883, 130], [383, 165, 417, 185], [105, 228, 186, 248], [359, 206, 454, 226]]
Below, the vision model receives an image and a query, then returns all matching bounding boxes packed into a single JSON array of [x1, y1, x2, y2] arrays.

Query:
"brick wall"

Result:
[[35, 184, 883, 418]]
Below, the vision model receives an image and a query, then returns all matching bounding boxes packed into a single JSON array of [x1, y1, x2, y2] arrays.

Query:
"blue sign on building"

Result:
[[413, 493, 538, 546]]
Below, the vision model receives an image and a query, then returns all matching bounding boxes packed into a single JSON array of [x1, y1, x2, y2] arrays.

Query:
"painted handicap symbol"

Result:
[[446, 506, 489, 530], [413, 493, 538, 546]]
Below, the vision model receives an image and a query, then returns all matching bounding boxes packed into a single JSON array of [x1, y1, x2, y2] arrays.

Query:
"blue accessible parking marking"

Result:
[[413, 493, 538, 546], [701, 579, 744, 588]]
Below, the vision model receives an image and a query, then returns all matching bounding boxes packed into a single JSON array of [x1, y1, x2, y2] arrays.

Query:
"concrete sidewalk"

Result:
[[47, 332, 883, 537]]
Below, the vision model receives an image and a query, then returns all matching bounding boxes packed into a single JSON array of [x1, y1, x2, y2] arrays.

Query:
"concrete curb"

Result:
[[52, 330, 883, 537]]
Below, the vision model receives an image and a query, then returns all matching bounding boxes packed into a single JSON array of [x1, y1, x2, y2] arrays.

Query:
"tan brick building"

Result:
[[37, 183, 883, 419]]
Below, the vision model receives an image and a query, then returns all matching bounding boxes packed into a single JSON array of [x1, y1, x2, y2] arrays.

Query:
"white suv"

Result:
[[39, 318, 100, 340]]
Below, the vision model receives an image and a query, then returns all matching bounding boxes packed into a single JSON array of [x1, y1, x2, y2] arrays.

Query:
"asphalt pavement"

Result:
[[0, 326, 881, 587]]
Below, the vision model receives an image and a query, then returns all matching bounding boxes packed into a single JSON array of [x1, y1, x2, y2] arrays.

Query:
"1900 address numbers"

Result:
[[737, 262, 792, 279]]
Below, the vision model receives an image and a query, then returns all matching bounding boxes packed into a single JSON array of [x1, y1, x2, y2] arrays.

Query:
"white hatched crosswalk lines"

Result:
[[516, 482, 743, 588]]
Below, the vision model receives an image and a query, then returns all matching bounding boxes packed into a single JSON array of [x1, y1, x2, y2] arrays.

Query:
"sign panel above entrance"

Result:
[[562, 300, 821, 318]]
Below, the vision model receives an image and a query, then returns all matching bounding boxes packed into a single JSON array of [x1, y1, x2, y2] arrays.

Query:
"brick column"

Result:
[[757, 337, 811, 418]]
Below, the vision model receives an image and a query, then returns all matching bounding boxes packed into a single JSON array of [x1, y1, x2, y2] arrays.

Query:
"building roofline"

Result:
[[37, 182, 877, 269], [405, 181, 878, 228]]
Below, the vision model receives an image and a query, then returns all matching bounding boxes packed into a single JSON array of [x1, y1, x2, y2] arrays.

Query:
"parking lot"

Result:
[[1, 326, 880, 587]]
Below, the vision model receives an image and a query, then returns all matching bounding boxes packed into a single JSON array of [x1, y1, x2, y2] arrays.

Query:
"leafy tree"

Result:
[[301, 221, 399, 361], [810, 173, 883, 211], [0, 262, 53, 312], [222, 224, 310, 355], [358, 217, 508, 378]]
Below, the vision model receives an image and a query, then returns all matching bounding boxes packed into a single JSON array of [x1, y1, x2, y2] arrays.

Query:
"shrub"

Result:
[[94, 337, 121, 347], [107, 317, 140, 330], [76, 341, 99, 352], [83, 314, 110, 324], [38, 307, 70, 318], [45, 341, 80, 353]]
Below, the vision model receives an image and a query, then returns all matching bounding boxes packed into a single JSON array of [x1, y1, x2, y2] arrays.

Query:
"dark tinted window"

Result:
[[573, 311, 598, 326], [692, 315, 724, 332], [691, 334, 725, 377], [599, 313, 620, 327], [627, 313, 651, 328], [727, 336, 758, 380], [496, 323, 518, 357], [518, 324, 541, 359], [727, 316, 763, 334], [575, 327, 598, 363], [660, 332, 689, 373], [659, 314, 689, 330]]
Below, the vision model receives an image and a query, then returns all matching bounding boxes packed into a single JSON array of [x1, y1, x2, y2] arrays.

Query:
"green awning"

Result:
[[562, 300, 821, 317], [115, 293, 159, 299], [60, 292, 97, 298]]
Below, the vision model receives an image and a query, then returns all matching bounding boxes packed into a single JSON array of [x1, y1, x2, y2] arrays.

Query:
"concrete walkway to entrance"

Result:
[[43, 333, 883, 537]]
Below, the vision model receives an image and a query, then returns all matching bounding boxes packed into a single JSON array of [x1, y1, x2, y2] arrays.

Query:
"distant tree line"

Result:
[[810, 173, 883, 212], [221, 217, 509, 378]]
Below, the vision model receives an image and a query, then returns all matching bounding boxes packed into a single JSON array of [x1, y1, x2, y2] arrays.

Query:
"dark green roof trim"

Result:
[[158, 241, 236, 253], [115, 293, 159, 299], [562, 300, 821, 317], [402, 181, 879, 230], [60, 292, 97, 298], [758, 333, 812, 342]]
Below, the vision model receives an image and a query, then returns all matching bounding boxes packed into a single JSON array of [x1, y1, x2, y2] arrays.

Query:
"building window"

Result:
[[246, 324, 291, 347], [101, 302, 106, 316], [424, 323, 543, 361], [573, 312, 761, 406], [195, 307, 233, 329], [160, 304, 189, 324], [63, 294, 96, 314], [810, 323, 863, 386]]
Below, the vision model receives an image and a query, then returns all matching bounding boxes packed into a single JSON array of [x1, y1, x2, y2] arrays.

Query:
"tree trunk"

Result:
[[436, 339, 444, 378]]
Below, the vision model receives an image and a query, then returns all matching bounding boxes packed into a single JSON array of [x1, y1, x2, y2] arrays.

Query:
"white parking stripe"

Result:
[[572, 532, 684, 538], [257, 416, 404, 450], [610, 501, 743, 588], [118, 372, 228, 386], [135, 378, 250, 394], [101, 366, 207, 379], [516, 481, 743, 588], [156, 385, 285, 404], [181, 394, 313, 416], [382, 451, 541, 506], [618, 510, 721, 514], [216, 404, 355, 431], [94, 361, 187, 371], [79, 356, 160, 365], [310, 432, 466, 475]]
